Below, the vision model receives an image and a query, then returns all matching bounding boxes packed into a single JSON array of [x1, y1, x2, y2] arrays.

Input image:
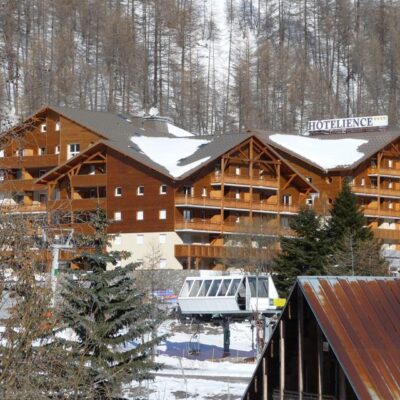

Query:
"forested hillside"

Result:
[[0, 0, 399, 134]]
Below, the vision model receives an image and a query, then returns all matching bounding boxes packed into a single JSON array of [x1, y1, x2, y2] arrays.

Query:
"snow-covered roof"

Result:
[[166, 123, 194, 137], [255, 129, 400, 172], [269, 134, 368, 170], [130, 136, 210, 178]]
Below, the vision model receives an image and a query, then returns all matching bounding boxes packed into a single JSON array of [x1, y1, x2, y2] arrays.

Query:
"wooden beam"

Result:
[[317, 327, 323, 400], [263, 357, 268, 400], [281, 174, 297, 191], [298, 289, 304, 400], [279, 320, 285, 400]]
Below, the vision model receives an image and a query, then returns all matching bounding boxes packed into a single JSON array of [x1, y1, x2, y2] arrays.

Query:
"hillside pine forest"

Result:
[[0, 0, 399, 134]]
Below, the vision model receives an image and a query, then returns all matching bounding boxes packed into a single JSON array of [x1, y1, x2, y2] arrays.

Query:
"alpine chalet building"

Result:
[[0, 107, 399, 273]]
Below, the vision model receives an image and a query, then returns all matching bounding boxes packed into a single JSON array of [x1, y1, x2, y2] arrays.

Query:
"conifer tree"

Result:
[[56, 208, 163, 399], [326, 180, 373, 246], [273, 207, 328, 295], [326, 180, 387, 276]]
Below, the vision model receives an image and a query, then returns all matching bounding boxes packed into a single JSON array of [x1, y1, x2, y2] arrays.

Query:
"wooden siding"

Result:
[[106, 148, 175, 234]]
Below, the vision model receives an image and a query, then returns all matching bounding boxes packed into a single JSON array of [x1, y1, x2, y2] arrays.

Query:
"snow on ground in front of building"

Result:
[[131, 136, 211, 178], [167, 123, 194, 137], [270, 134, 368, 170], [128, 319, 257, 399]]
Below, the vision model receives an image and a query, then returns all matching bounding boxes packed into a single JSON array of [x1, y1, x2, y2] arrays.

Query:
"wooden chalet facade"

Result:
[[1, 106, 400, 271], [0, 106, 317, 270]]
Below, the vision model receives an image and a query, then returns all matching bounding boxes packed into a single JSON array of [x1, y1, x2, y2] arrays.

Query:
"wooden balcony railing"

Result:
[[362, 206, 400, 218], [48, 198, 106, 211], [352, 185, 400, 198], [71, 174, 107, 188], [175, 244, 278, 261], [368, 167, 400, 178], [0, 154, 59, 169], [175, 194, 299, 214], [0, 202, 47, 213], [0, 179, 46, 192], [372, 228, 400, 241], [175, 218, 294, 235], [211, 174, 279, 189]]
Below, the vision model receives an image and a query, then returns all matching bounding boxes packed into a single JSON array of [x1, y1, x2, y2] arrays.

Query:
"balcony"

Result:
[[175, 244, 278, 261], [372, 228, 400, 241], [48, 198, 106, 212], [175, 194, 299, 214], [175, 218, 294, 235], [0, 179, 46, 192], [352, 185, 400, 199], [0, 202, 47, 213], [71, 174, 107, 188], [368, 167, 400, 178], [362, 206, 400, 219], [211, 174, 279, 189], [0, 154, 59, 169]]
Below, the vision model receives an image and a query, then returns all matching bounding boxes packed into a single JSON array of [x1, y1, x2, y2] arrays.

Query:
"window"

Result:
[[183, 209, 192, 221], [55, 145, 60, 155], [325, 177, 332, 184], [0, 170, 5, 181], [183, 186, 194, 196], [114, 211, 122, 221], [115, 187, 122, 197], [281, 217, 290, 228], [39, 147, 46, 155], [159, 209, 167, 220], [113, 235, 122, 245], [208, 280, 222, 296], [16, 170, 23, 180], [388, 201, 393, 209], [235, 166, 241, 176], [361, 177, 365, 186], [201, 187, 207, 197], [235, 213, 240, 223], [283, 195, 292, 206], [39, 169, 46, 177], [235, 189, 240, 200], [137, 210, 144, 220], [89, 165, 96, 175], [40, 124, 47, 133], [0, 150, 4, 158], [67, 143, 80, 159], [159, 234, 167, 244], [137, 185, 144, 196], [160, 184, 167, 195], [306, 177, 313, 183], [388, 159, 393, 168], [306, 198, 313, 206], [136, 234, 144, 244], [55, 121, 61, 131], [159, 259, 167, 268], [388, 180, 393, 189], [218, 279, 232, 296], [16, 149, 23, 157]]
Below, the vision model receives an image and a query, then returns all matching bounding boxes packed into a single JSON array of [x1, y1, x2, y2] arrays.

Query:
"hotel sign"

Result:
[[308, 115, 388, 132]]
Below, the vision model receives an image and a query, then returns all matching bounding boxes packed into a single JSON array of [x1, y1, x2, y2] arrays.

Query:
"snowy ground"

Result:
[[129, 319, 257, 399]]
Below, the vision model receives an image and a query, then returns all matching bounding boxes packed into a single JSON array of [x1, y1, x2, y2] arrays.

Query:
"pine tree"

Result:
[[273, 207, 328, 295], [56, 208, 163, 399], [327, 180, 373, 246]]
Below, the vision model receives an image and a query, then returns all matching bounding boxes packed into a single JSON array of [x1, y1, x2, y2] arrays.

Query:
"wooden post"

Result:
[[279, 320, 285, 400], [297, 289, 304, 400], [263, 356, 268, 400], [277, 162, 281, 228], [317, 327, 323, 400], [338, 367, 346, 400], [249, 138, 253, 220], [221, 157, 225, 235]]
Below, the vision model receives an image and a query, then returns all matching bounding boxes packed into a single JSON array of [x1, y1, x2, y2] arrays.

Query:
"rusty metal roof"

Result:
[[298, 276, 400, 400]]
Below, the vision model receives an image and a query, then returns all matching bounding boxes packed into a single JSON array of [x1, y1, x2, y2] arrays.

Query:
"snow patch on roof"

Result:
[[167, 122, 194, 137], [131, 136, 210, 178], [270, 134, 368, 169]]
